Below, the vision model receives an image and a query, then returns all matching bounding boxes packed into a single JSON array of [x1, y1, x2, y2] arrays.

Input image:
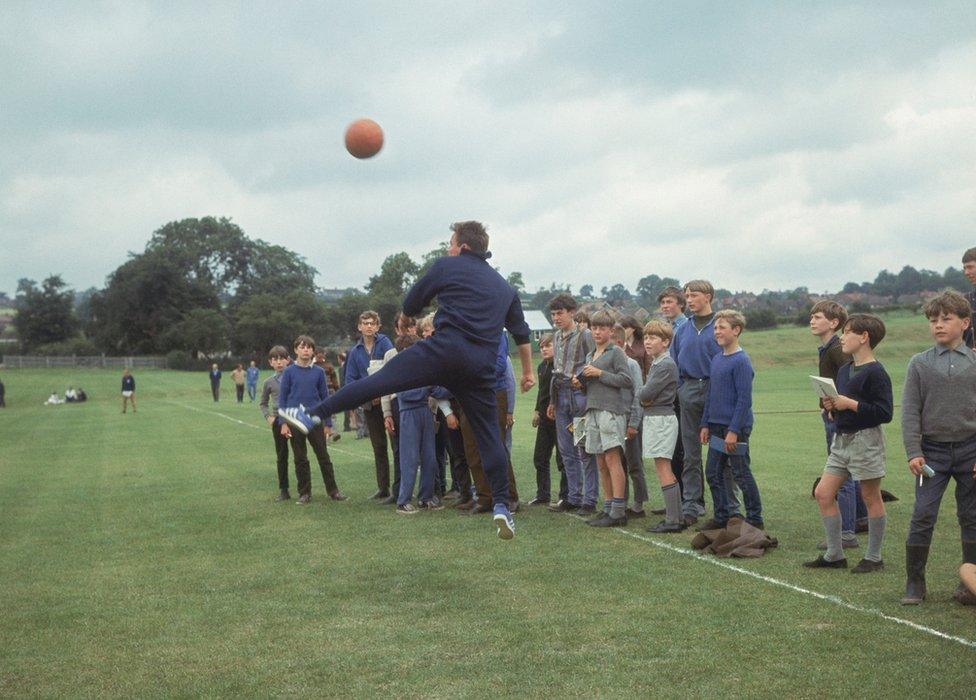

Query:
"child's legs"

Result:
[[418, 413, 437, 502], [623, 425, 648, 506], [677, 380, 707, 517], [814, 473, 846, 516], [272, 423, 289, 490], [581, 451, 599, 507], [454, 384, 510, 509], [858, 478, 886, 518], [703, 447, 730, 522], [654, 458, 676, 487], [605, 447, 626, 499], [906, 440, 951, 547], [307, 426, 338, 493], [554, 390, 584, 504], [289, 433, 312, 495], [950, 437, 976, 551], [837, 478, 857, 536], [458, 409, 492, 505], [397, 411, 421, 505], [130, 393, 136, 410], [532, 420, 555, 500], [596, 453, 611, 504], [728, 452, 762, 524]]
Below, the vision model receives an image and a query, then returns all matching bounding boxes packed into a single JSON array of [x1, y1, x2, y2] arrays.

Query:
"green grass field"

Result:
[[2, 311, 975, 697]]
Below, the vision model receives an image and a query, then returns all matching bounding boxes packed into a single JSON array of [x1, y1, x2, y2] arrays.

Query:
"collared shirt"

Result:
[[966, 289, 976, 349], [669, 313, 689, 331], [552, 326, 594, 380], [933, 340, 976, 377]]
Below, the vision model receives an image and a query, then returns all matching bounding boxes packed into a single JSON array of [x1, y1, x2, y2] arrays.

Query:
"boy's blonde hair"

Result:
[[538, 332, 554, 347], [418, 313, 435, 334], [359, 310, 380, 324], [714, 309, 746, 333], [683, 279, 714, 301], [643, 319, 674, 342], [611, 324, 627, 344], [589, 310, 615, 328]]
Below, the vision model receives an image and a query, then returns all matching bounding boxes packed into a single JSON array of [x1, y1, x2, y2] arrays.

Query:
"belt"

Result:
[[680, 375, 706, 382]]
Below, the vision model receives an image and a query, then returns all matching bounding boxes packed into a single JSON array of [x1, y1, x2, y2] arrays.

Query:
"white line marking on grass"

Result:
[[610, 524, 976, 650], [164, 400, 371, 463]]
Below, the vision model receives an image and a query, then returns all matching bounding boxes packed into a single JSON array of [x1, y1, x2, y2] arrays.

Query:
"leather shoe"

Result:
[[682, 515, 699, 527], [526, 497, 549, 506], [625, 508, 646, 519], [548, 500, 579, 512], [379, 495, 397, 505], [649, 507, 666, 515], [329, 491, 347, 501], [368, 490, 389, 500]]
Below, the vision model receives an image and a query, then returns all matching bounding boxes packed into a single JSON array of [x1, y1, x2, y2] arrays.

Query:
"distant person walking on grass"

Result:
[[121, 368, 136, 413], [232, 364, 246, 403], [0, 376, 5, 407], [246, 360, 260, 402], [209, 364, 221, 402]]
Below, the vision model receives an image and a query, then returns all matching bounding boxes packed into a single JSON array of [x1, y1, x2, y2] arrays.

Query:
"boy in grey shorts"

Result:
[[805, 314, 893, 573], [573, 310, 633, 527]]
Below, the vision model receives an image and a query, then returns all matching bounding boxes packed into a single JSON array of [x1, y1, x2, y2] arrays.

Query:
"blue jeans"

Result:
[[397, 406, 437, 505], [246, 382, 257, 401], [704, 424, 763, 526], [553, 386, 598, 507], [825, 412, 860, 536]]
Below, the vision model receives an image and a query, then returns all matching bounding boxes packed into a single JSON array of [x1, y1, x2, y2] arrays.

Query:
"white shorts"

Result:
[[642, 414, 679, 459], [122, 391, 133, 398], [584, 410, 627, 454]]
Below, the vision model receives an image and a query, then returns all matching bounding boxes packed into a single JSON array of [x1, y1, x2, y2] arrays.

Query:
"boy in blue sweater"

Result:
[[279, 334, 345, 505], [246, 360, 260, 402], [805, 314, 893, 573], [698, 310, 763, 530], [281, 221, 535, 539]]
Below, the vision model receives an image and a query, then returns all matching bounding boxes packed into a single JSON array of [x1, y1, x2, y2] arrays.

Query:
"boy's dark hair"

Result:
[[810, 300, 848, 331], [962, 247, 976, 264], [268, 345, 289, 360], [538, 332, 553, 347], [683, 279, 715, 301], [619, 315, 643, 340], [549, 293, 578, 312], [923, 290, 972, 320], [293, 334, 315, 349], [393, 311, 416, 333], [590, 310, 615, 328], [574, 310, 589, 324], [395, 333, 420, 352], [657, 286, 686, 309], [844, 313, 886, 349], [450, 220, 489, 253]]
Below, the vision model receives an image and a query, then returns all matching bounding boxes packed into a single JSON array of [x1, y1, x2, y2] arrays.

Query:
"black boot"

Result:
[[901, 543, 929, 605], [953, 540, 976, 605]]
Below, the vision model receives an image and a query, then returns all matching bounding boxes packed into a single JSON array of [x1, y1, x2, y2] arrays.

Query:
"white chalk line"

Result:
[[597, 519, 976, 650], [164, 400, 372, 464], [165, 399, 976, 650]]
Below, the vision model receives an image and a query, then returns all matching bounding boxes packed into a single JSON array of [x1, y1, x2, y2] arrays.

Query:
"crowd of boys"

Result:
[[260, 235, 976, 605]]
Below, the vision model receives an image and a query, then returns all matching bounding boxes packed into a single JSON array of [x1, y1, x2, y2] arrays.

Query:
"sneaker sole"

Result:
[[277, 410, 310, 434], [493, 513, 514, 540]]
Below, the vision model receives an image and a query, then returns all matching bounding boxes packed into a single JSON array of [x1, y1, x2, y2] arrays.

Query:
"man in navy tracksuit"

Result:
[[282, 221, 535, 539]]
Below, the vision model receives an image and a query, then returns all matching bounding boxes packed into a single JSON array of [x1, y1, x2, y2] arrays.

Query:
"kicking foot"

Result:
[[493, 507, 515, 540], [278, 406, 315, 434]]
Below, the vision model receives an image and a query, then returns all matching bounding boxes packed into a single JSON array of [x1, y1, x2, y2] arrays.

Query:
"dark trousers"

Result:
[[671, 399, 684, 494], [309, 332, 512, 508], [907, 436, 976, 552], [271, 422, 290, 490], [446, 411, 470, 497], [704, 424, 763, 526], [235, 384, 245, 402], [434, 411, 450, 496], [289, 425, 339, 496], [210, 382, 220, 402], [363, 403, 395, 493], [532, 417, 565, 501]]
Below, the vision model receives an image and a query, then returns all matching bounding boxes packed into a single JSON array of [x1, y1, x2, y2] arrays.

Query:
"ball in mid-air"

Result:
[[344, 118, 384, 159]]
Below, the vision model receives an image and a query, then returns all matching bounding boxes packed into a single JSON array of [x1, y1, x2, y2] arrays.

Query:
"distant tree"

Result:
[[601, 283, 632, 307], [943, 267, 970, 292], [794, 301, 814, 326], [161, 308, 228, 358], [896, 265, 923, 295], [841, 281, 862, 294], [872, 269, 898, 296], [233, 292, 328, 356], [528, 283, 572, 310], [74, 287, 99, 329], [324, 291, 371, 344], [506, 271, 525, 295], [744, 306, 778, 330], [579, 284, 594, 299], [13, 275, 79, 351], [849, 299, 872, 313], [635, 275, 681, 306]]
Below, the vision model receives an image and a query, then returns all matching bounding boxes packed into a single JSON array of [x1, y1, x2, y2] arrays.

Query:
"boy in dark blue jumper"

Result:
[[805, 314, 893, 573], [698, 310, 763, 529], [281, 221, 535, 539], [393, 334, 449, 514], [279, 334, 345, 505]]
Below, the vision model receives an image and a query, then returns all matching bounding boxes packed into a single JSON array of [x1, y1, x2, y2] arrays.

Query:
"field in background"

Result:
[[2, 311, 975, 696]]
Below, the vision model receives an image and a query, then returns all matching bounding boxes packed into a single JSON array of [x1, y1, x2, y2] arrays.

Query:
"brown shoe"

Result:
[[297, 493, 311, 505], [329, 491, 347, 501], [683, 515, 699, 527]]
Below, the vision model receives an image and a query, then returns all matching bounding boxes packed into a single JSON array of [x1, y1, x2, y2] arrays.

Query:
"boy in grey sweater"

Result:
[[573, 311, 633, 527], [639, 320, 684, 532], [901, 291, 976, 605], [259, 346, 293, 501]]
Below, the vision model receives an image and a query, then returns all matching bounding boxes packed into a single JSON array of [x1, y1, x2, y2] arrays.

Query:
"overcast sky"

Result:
[[2, 2, 974, 298]]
